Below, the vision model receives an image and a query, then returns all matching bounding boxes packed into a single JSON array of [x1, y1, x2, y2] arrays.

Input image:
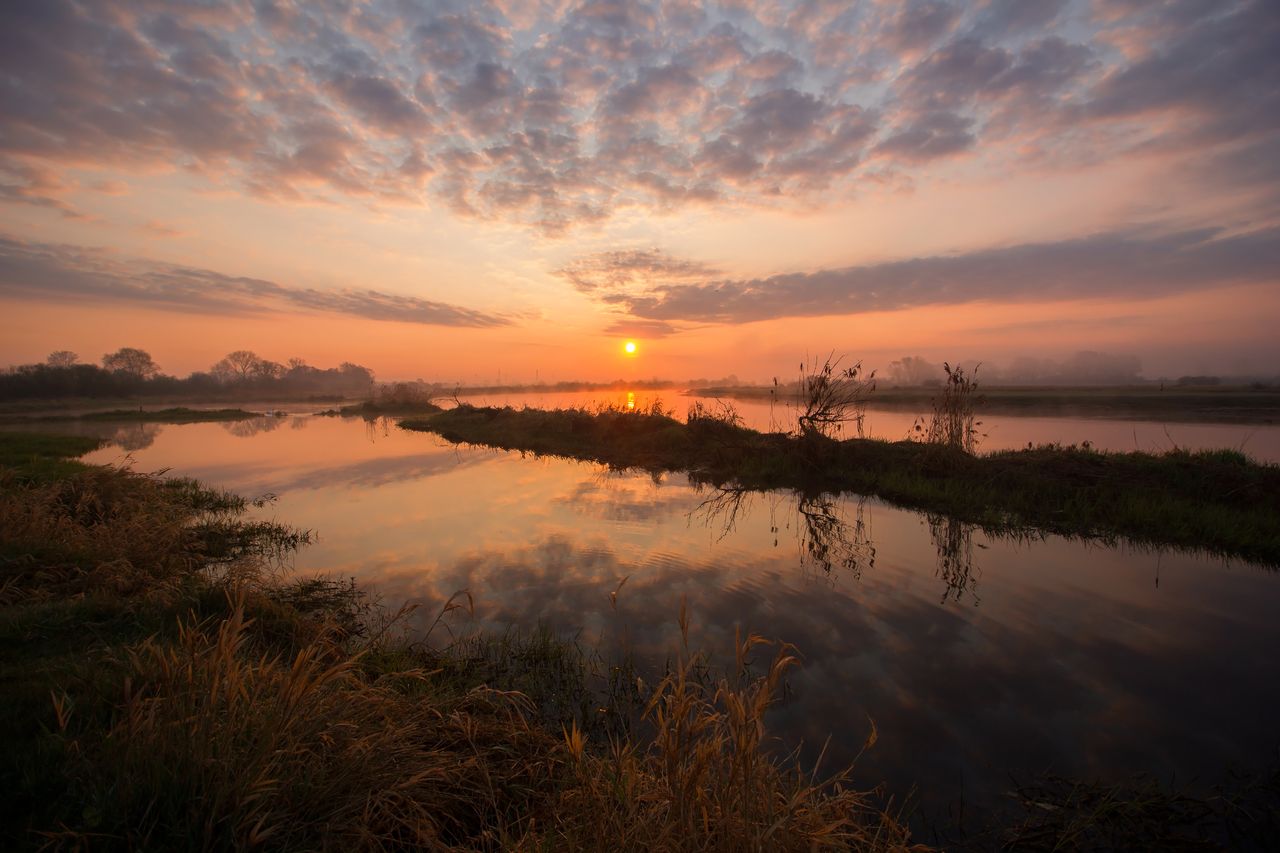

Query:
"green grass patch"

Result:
[[0, 432, 102, 481]]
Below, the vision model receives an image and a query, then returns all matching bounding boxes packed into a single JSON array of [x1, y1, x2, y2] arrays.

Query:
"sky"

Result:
[[1, 0, 1277, 383]]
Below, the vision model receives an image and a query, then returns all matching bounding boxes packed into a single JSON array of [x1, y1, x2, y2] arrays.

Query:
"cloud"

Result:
[[0, 0, 1275, 232], [601, 319, 680, 338], [881, 1, 961, 53], [577, 226, 1280, 324], [0, 161, 85, 219], [556, 248, 720, 294], [141, 220, 185, 239], [874, 110, 974, 161], [1084, 0, 1280, 148], [0, 234, 510, 328]]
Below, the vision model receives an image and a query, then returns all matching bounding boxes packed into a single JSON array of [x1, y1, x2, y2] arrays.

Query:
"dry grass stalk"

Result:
[[914, 363, 982, 453]]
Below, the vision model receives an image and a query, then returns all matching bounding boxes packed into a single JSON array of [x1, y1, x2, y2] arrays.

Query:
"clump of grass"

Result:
[[913, 363, 982, 452], [322, 382, 444, 417], [796, 354, 876, 439], [687, 400, 742, 425], [53, 595, 561, 851], [0, 464, 308, 602], [535, 604, 922, 851], [380, 381, 436, 406]]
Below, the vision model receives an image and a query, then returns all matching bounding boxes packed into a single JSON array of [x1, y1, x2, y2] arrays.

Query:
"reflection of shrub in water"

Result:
[[927, 513, 979, 604], [691, 485, 754, 540], [692, 487, 877, 582], [221, 416, 284, 438], [111, 422, 162, 451], [796, 495, 876, 581]]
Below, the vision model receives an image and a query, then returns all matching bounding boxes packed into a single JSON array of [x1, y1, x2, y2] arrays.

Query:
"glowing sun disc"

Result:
[[624, 341, 637, 354]]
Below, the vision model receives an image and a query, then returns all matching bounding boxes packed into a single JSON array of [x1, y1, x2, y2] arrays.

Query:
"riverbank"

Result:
[[0, 432, 915, 851], [401, 404, 1280, 566]]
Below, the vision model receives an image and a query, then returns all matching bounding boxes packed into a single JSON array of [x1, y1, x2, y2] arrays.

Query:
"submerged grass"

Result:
[[402, 404, 1280, 566], [0, 431, 920, 851]]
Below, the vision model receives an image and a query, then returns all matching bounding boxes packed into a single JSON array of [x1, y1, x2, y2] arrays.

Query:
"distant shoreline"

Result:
[[3, 381, 1279, 426]]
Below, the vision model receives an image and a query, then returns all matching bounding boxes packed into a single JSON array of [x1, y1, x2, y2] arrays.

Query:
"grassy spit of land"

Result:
[[316, 400, 444, 418], [0, 406, 264, 425], [402, 404, 1280, 566], [0, 432, 919, 852]]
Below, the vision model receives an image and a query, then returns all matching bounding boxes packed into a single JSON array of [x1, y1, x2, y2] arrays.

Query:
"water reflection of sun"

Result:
[[626, 391, 635, 410]]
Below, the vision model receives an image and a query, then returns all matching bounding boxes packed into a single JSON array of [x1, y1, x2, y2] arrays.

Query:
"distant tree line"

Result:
[[885, 351, 1146, 387], [0, 349, 375, 400]]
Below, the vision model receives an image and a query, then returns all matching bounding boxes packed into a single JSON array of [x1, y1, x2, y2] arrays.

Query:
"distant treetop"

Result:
[[101, 347, 159, 379]]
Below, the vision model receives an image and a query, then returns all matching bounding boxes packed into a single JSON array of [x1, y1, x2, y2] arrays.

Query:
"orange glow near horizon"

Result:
[[0, 2, 1276, 383]]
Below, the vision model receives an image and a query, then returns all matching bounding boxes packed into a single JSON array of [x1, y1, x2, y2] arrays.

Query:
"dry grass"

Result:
[[2, 437, 921, 852], [53, 596, 559, 851], [528, 602, 923, 852], [47, 597, 920, 852], [0, 465, 307, 603], [913, 363, 982, 453]]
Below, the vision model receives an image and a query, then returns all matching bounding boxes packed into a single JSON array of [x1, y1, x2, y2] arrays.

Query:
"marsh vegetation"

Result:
[[0, 433, 922, 851], [4, 350, 1279, 848]]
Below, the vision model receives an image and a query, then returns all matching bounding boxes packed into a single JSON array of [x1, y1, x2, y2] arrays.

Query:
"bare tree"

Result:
[[102, 347, 159, 378], [252, 359, 285, 380], [887, 355, 940, 386], [46, 350, 78, 368], [211, 350, 263, 382]]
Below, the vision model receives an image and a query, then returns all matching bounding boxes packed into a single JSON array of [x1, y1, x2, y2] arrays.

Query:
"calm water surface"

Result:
[[69, 413, 1280, 834]]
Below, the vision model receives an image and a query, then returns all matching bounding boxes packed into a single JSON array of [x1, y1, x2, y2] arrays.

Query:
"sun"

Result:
[[624, 340, 638, 355]]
